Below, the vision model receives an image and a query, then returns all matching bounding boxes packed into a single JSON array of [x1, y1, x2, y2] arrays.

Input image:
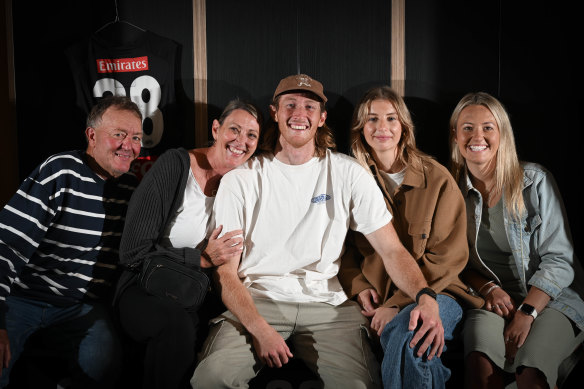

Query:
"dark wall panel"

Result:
[[499, 3, 582, 261], [207, 0, 392, 153], [405, 0, 500, 163], [406, 0, 582, 260]]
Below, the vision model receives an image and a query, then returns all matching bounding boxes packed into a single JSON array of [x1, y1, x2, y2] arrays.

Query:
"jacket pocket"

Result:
[[525, 214, 541, 234], [524, 214, 542, 259], [408, 220, 432, 258]]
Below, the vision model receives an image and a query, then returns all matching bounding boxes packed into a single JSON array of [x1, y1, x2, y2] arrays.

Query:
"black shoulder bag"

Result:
[[138, 242, 210, 311]]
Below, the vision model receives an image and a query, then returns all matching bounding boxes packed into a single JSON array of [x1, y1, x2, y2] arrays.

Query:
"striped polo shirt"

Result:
[[0, 150, 137, 325]]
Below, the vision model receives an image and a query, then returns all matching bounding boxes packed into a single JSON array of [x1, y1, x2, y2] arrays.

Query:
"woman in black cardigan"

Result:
[[114, 99, 262, 389]]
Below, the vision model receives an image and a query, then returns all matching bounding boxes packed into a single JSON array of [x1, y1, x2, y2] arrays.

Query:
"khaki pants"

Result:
[[192, 297, 381, 389]]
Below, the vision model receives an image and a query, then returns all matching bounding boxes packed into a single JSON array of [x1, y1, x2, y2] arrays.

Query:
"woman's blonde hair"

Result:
[[350, 86, 426, 172], [449, 92, 524, 219]]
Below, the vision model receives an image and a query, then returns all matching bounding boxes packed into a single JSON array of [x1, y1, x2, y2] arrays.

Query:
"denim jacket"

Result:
[[461, 162, 584, 331]]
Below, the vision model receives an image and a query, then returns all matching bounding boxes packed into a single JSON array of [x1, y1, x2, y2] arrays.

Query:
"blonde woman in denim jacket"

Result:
[[449, 92, 584, 389]]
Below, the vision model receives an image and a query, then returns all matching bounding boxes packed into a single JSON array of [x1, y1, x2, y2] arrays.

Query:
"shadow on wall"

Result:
[[326, 92, 353, 156], [404, 96, 452, 166]]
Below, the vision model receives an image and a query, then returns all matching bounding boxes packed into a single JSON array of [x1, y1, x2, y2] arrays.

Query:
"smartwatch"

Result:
[[517, 303, 538, 319], [415, 287, 437, 304]]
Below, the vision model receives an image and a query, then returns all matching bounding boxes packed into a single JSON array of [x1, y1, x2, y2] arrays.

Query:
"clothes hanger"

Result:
[[95, 0, 145, 34]]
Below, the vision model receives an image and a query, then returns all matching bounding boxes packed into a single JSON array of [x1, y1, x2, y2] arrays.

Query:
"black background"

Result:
[[11, 0, 582, 262]]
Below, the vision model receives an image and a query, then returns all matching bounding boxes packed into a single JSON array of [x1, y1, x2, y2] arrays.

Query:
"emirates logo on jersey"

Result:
[[96, 56, 149, 73]]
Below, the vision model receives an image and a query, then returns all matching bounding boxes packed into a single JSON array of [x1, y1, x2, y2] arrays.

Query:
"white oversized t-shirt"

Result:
[[214, 150, 391, 305]]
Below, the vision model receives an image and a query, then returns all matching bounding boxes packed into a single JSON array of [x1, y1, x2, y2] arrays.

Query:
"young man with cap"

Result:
[[192, 74, 442, 388]]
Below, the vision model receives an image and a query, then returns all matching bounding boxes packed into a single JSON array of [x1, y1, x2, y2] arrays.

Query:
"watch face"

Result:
[[520, 304, 535, 315]]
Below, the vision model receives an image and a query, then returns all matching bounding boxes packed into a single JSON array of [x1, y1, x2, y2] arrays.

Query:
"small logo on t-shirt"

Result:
[[311, 194, 331, 204]]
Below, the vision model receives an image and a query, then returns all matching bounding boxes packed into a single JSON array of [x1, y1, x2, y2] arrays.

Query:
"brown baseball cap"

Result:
[[272, 74, 327, 103]]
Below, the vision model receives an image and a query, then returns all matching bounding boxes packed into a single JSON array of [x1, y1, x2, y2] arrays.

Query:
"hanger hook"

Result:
[[114, 0, 120, 22]]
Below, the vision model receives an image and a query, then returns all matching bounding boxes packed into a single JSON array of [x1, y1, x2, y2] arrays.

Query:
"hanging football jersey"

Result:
[[66, 29, 179, 155]]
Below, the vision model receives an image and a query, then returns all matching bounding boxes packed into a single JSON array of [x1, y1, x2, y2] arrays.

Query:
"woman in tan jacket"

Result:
[[338, 86, 482, 389]]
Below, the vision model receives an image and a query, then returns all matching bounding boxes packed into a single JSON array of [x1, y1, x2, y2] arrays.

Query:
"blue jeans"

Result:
[[380, 295, 462, 389], [1, 296, 122, 388]]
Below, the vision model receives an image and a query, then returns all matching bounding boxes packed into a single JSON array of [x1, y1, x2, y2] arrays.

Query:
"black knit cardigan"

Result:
[[113, 148, 204, 306]]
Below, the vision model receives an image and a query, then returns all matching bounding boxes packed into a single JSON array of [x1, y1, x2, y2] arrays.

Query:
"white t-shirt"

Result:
[[161, 169, 215, 249], [214, 150, 392, 305], [379, 168, 406, 196]]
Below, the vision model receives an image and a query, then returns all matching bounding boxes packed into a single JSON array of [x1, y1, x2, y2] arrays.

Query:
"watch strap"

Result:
[[518, 303, 538, 319], [415, 287, 437, 304]]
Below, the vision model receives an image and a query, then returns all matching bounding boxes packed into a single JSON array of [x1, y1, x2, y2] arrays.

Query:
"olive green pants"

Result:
[[463, 307, 584, 388], [192, 297, 381, 388]]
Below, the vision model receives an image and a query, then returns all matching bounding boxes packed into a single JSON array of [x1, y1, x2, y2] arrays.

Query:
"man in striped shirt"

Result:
[[0, 96, 142, 388]]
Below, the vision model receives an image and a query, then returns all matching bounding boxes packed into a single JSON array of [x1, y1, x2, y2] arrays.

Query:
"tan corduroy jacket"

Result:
[[338, 155, 483, 310]]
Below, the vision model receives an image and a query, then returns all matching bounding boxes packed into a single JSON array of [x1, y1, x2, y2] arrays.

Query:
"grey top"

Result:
[[477, 199, 523, 302]]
